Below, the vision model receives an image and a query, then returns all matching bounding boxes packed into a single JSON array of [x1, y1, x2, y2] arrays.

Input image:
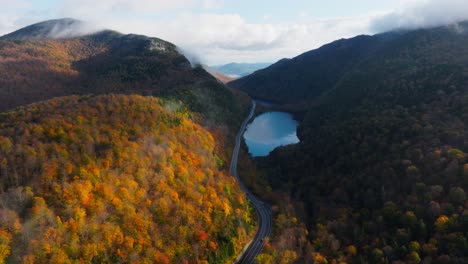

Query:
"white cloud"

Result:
[[3, 0, 468, 64], [59, 0, 222, 17], [0, 0, 28, 7], [93, 13, 373, 64], [51, 0, 375, 64], [202, 0, 224, 10], [0, 1, 33, 35], [178, 15, 373, 64], [370, 0, 468, 32]]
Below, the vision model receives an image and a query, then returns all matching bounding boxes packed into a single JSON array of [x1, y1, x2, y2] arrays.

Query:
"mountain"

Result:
[[0, 95, 253, 263], [0, 20, 254, 263], [211, 62, 271, 78], [245, 22, 468, 262], [0, 19, 245, 127], [0, 18, 97, 40], [230, 23, 468, 107], [228, 33, 402, 104]]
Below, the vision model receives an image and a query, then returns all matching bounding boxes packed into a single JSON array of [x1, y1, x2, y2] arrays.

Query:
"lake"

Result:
[[243, 111, 300, 157]]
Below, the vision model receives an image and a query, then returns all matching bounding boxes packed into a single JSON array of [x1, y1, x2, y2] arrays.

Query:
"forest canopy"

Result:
[[0, 95, 253, 263]]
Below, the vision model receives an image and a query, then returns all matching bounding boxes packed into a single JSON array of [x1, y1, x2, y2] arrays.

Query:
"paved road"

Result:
[[230, 100, 272, 264]]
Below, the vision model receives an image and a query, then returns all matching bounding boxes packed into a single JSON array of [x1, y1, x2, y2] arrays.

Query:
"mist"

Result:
[[176, 47, 203, 68], [42, 19, 103, 39], [0, 18, 105, 40], [370, 0, 468, 33], [4, 1, 468, 64]]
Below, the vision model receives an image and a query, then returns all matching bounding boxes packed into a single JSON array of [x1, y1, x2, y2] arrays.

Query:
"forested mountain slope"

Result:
[[0, 19, 244, 127], [0, 95, 254, 263], [228, 34, 387, 104], [229, 22, 468, 108], [0, 19, 255, 263], [249, 23, 468, 262]]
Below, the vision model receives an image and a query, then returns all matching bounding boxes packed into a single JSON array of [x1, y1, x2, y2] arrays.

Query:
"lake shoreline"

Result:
[[243, 111, 300, 157]]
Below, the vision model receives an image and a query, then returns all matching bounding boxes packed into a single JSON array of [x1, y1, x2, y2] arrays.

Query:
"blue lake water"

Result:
[[243, 112, 300, 157]]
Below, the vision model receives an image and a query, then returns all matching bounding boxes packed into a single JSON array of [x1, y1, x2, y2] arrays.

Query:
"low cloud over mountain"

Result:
[[2, 0, 468, 64], [371, 0, 468, 32]]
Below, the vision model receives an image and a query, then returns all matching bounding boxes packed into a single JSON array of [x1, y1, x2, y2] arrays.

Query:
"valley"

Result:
[[232, 22, 468, 263], [0, 5, 468, 263], [229, 101, 272, 264]]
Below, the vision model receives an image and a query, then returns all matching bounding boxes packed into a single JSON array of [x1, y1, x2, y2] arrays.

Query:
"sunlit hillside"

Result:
[[0, 95, 254, 263]]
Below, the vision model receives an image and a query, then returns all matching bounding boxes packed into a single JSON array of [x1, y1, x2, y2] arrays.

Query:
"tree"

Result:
[[435, 215, 450, 232], [0, 229, 12, 264], [448, 187, 466, 205]]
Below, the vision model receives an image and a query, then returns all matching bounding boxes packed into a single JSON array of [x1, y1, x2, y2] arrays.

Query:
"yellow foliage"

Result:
[[0, 95, 253, 263], [279, 250, 298, 264], [346, 245, 357, 256], [435, 215, 450, 232], [0, 229, 12, 264], [313, 253, 329, 264]]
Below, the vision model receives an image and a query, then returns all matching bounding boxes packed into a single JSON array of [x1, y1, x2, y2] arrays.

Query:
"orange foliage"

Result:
[[0, 95, 253, 263]]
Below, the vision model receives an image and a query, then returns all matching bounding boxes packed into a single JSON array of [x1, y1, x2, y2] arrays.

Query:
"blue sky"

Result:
[[1, 0, 467, 64]]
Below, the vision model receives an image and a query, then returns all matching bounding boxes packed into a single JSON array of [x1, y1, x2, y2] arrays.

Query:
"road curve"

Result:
[[230, 100, 272, 264]]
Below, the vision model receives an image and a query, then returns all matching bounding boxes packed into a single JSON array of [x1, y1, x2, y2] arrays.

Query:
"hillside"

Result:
[[230, 22, 468, 107], [243, 23, 468, 262], [0, 95, 254, 263], [0, 19, 245, 128], [227, 35, 390, 104]]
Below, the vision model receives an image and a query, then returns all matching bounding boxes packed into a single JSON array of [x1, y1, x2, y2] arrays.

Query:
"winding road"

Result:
[[230, 100, 272, 264]]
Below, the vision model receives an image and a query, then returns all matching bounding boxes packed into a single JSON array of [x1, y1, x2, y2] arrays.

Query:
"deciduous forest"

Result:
[[0, 95, 254, 263]]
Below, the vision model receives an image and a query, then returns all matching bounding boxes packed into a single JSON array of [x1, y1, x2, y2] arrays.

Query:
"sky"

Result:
[[1, 0, 468, 65]]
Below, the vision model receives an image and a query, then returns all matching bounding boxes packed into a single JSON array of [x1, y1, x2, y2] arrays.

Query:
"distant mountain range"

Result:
[[202, 65, 236, 83], [210, 62, 271, 78]]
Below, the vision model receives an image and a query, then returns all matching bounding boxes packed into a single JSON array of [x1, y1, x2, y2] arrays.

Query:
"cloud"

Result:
[[95, 13, 373, 64], [163, 13, 286, 51], [202, 0, 224, 9], [41, 19, 104, 39], [0, 0, 28, 7], [0, 1, 33, 35], [0, 1, 374, 65], [370, 0, 468, 32], [180, 15, 373, 64], [6, 0, 468, 65], [50, 0, 375, 64], [59, 0, 223, 17]]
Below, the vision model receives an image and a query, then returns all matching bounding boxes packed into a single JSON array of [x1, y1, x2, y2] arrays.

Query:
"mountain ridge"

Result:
[[0, 18, 102, 40], [0, 19, 246, 128], [229, 21, 468, 106], [0, 19, 254, 263], [244, 20, 468, 262]]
